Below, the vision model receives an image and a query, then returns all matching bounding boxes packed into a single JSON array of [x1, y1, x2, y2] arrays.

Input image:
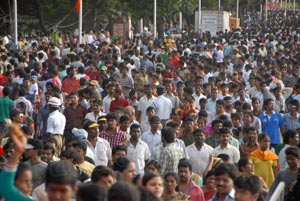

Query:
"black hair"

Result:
[[3, 87, 10, 96], [234, 173, 261, 195], [263, 98, 274, 109], [142, 173, 161, 186], [192, 128, 205, 136], [178, 158, 192, 172], [130, 123, 140, 131], [164, 172, 179, 181], [60, 149, 79, 164], [139, 188, 161, 201], [91, 166, 115, 183], [214, 163, 237, 180], [147, 160, 161, 172], [283, 129, 298, 144], [149, 115, 160, 123], [211, 119, 223, 128], [217, 154, 230, 162], [161, 127, 175, 143], [113, 156, 131, 173], [258, 133, 270, 142], [77, 183, 107, 201], [119, 115, 131, 123], [238, 157, 251, 172], [45, 161, 78, 187], [108, 182, 140, 201], [44, 137, 58, 147], [204, 169, 215, 182], [43, 144, 55, 154], [112, 145, 127, 156], [15, 163, 31, 182], [285, 146, 300, 158], [219, 127, 230, 135], [105, 113, 118, 120], [74, 140, 87, 152], [27, 138, 44, 155]]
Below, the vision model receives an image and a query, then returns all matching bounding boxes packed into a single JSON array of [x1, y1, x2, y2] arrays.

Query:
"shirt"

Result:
[[127, 139, 151, 174], [86, 137, 111, 166], [46, 110, 66, 135], [99, 128, 127, 148], [186, 143, 213, 176], [212, 143, 240, 164], [180, 180, 205, 201], [159, 142, 184, 176], [85, 111, 106, 122], [102, 95, 114, 113], [212, 189, 235, 201], [0, 96, 14, 123], [283, 112, 300, 131], [63, 105, 88, 131], [138, 95, 156, 122], [153, 95, 172, 120], [278, 144, 291, 171], [62, 77, 80, 94], [206, 98, 217, 113], [141, 130, 161, 155], [109, 98, 130, 112]]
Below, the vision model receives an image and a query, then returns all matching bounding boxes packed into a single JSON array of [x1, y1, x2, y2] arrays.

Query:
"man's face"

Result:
[[213, 123, 223, 133], [266, 100, 274, 111], [68, 69, 75, 78], [150, 121, 160, 130], [216, 104, 224, 114], [92, 103, 101, 113], [130, 127, 141, 141], [41, 149, 54, 163], [112, 150, 126, 163], [46, 183, 76, 201], [24, 148, 35, 159], [45, 94, 52, 103], [248, 130, 257, 143], [70, 95, 79, 105], [194, 131, 205, 145], [119, 120, 130, 131], [215, 173, 234, 195], [107, 118, 117, 129], [235, 188, 258, 201], [220, 133, 230, 145], [178, 167, 191, 183]]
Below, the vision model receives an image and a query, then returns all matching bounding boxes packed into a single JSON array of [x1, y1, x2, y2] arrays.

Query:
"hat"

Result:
[[83, 120, 99, 130], [89, 80, 99, 86], [48, 97, 61, 107], [72, 128, 88, 140], [100, 66, 107, 71], [97, 116, 107, 122], [30, 75, 38, 81], [9, 109, 20, 118]]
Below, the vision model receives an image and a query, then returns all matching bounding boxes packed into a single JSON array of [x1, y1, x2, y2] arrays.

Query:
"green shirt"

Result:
[[0, 96, 14, 123]]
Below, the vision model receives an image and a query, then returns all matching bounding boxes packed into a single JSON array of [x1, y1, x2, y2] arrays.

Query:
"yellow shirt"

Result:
[[250, 156, 277, 188], [76, 161, 95, 177]]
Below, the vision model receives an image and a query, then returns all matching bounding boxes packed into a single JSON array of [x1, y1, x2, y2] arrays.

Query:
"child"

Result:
[[27, 75, 38, 102]]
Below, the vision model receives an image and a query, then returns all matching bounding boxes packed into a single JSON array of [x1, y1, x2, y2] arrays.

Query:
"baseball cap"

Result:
[[72, 128, 88, 140], [48, 97, 61, 107]]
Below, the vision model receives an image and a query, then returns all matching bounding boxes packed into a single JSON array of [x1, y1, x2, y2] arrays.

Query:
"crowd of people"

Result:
[[1, 10, 300, 201]]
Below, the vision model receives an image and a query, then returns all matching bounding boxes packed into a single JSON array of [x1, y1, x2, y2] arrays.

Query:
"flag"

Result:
[[76, 0, 80, 13]]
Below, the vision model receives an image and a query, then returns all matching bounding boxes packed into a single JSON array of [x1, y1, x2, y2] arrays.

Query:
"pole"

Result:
[[154, 0, 157, 39], [78, 0, 82, 44], [218, 0, 220, 32], [237, 0, 239, 19], [265, 0, 268, 22], [198, 0, 201, 32], [294, 0, 296, 13], [13, 0, 17, 50], [179, 12, 182, 30]]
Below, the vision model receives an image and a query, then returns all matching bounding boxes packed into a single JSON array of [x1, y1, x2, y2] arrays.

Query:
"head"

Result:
[[146, 160, 161, 175], [106, 113, 118, 130], [149, 116, 161, 131], [178, 158, 193, 183], [161, 127, 175, 146], [41, 144, 55, 164], [130, 124, 141, 141], [91, 166, 116, 189], [164, 172, 179, 193], [283, 129, 299, 146], [285, 146, 300, 169], [258, 133, 270, 151], [119, 115, 131, 132], [69, 92, 79, 106], [24, 139, 44, 160], [74, 141, 87, 163], [113, 156, 136, 182], [193, 128, 205, 145], [142, 173, 164, 198], [214, 163, 237, 196], [219, 127, 231, 146], [45, 161, 78, 201], [204, 170, 216, 190], [234, 174, 261, 201], [112, 145, 127, 164], [15, 163, 32, 196], [238, 157, 254, 173], [263, 99, 274, 112], [76, 184, 107, 201], [108, 182, 140, 201]]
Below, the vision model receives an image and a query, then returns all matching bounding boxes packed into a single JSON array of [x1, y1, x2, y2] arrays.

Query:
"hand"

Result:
[[10, 123, 27, 154]]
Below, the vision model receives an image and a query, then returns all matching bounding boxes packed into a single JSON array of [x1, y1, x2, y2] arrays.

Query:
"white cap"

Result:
[[48, 97, 61, 107]]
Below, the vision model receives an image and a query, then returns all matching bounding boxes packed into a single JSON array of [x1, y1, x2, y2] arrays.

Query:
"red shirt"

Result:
[[99, 128, 127, 148], [169, 56, 180, 69], [86, 69, 100, 81], [0, 145, 4, 156], [0, 75, 8, 85], [62, 77, 80, 94], [109, 98, 130, 112]]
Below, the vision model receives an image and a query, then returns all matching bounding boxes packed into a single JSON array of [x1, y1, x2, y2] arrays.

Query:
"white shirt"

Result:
[[278, 144, 291, 171], [94, 137, 112, 166], [153, 95, 172, 120], [138, 95, 156, 122], [206, 98, 217, 113], [212, 143, 240, 164], [186, 143, 213, 176], [46, 110, 66, 135], [28, 83, 38, 95], [85, 111, 106, 122], [127, 139, 151, 174], [102, 95, 114, 113], [192, 93, 207, 110], [14, 97, 33, 116], [141, 130, 161, 155]]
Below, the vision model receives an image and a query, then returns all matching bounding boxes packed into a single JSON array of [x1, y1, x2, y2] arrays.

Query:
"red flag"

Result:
[[75, 0, 80, 13]]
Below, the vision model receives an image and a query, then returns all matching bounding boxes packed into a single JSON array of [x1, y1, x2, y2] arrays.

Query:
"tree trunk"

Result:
[[35, 0, 47, 33], [157, 16, 165, 41]]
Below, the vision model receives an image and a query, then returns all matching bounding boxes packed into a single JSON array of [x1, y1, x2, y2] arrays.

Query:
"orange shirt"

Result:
[[62, 77, 80, 94]]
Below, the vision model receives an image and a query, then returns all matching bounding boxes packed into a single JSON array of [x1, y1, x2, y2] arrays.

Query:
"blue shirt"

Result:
[[259, 112, 285, 144], [212, 188, 235, 201]]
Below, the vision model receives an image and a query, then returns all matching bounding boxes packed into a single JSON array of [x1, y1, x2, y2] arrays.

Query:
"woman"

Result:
[[142, 173, 164, 199], [238, 157, 269, 196], [242, 112, 261, 133], [250, 134, 278, 188], [146, 160, 161, 175], [162, 172, 190, 201], [202, 170, 217, 201], [113, 156, 136, 182]]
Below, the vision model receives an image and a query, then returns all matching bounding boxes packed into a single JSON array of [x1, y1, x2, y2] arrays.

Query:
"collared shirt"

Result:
[[102, 95, 114, 113], [164, 92, 180, 109], [153, 95, 173, 120], [93, 137, 112, 166], [160, 142, 184, 176], [186, 143, 213, 176], [127, 139, 151, 174], [63, 104, 88, 131], [206, 98, 217, 113], [98, 128, 127, 148], [46, 110, 66, 135], [259, 111, 285, 144], [278, 144, 291, 171], [180, 180, 205, 201], [212, 143, 240, 163], [193, 93, 207, 110], [62, 77, 80, 94], [141, 130, 161, 155], [36, 105, 51, 137], [211, 189, 235, 201], [283, 112, 300, 131], [84, 111, 106, 122], [138, 95, 156, 122]]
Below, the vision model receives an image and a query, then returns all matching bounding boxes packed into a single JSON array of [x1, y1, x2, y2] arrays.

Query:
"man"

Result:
[[102, 82, 115, 113], [85, 99, 106, 122], [186, 128, 213, 176], [138, 84, 156, 122], [98, 113, 127, 148], [193, 83, 206, 110], [83, 120, 111, 166], [205, 119, 223, 148], [283, 99, 300, 131], [41, 144, 59, 164], [259, 98, 285, 147], [24, 138, 48, 190], [124, 106, 139, 126], [234, 174, 261, 201], [126, 124, 151, 174], [240, 127, 259, 157], [159, 127, 184, 176], [118, 66, 134, 98], [109, 87, 130, 112], [153, 85, 172, 125], [63, 91, 88, 141], [14, 88, 33, 117], [141, 115, 162, 155], [212, 127, 240, 164], [206, 87, 218, 113], [0, 87, 14, 138], [134, 66, 148, 97], [140, 106, 161, 133], [209, 99, 230, 123], [62, 66, 80, 94], [47, 97, 66, 156], [241, 103, 261, 133], [212, 163, 237, 201], [91, 166, 116, 189], [180, 116, 195, 146], [111, 145, 127, 165], [36, 91, 52, 139], [74, 141, 95, 177], [164, 80, 180, 109], [177, 158, 205, 201]]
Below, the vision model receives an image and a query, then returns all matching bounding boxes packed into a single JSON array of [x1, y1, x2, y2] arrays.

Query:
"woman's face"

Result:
[[145, 176, 164, 198], [242, 160, 254, 172], [259, 136, 270, 151], [205, 175, 216, 189], [243, 114, 253, 125], [147, 164, 160, 175], [15, 170, 33, 196], [165, 175, 177, 192], [122, 162, 136, 182]]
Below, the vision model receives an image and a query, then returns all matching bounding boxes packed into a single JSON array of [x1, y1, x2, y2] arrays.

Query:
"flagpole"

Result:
[[13, 0, 18, 49], [79, 0, 82, 44], [153, 0, 157, 39]]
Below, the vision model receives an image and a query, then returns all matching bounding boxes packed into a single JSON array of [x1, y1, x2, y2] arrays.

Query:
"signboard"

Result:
[[113, 23, 125, 37], [202, 16, 218, 33]]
